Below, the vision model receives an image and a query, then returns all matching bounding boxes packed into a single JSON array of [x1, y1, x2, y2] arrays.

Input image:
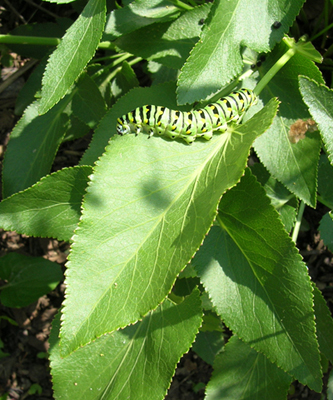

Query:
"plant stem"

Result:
[[310, 21, 333, 42], [97, 41, 115, 50], [169, 0, 193, 10], [90, 53, 132, 80], [0, 34, 60, 46], [255, 45, 296, 96], [0, 34, 115, 50], [292, 200, 305, 243]]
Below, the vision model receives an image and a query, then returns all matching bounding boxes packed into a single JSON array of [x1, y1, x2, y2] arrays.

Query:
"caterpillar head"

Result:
[[116, 117, 131, 135]]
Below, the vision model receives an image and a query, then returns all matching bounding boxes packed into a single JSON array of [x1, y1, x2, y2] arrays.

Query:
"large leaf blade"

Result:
[[0, 166, 91, 242], [39, 0, 106, 114], [114, 4, 211, 70], [206, 336, 292, 400], [3, 100, 69, 198], [254, 42, 324, 207], [193, 169, 322, 391], [60, 99, 279, 356], [177, 0, 305, 104], [51, 290, 202, 400], [299, 76, 333, 166]]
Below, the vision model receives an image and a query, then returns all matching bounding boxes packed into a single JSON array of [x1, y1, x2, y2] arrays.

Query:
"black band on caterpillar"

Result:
[[116, 88, 257, 144]]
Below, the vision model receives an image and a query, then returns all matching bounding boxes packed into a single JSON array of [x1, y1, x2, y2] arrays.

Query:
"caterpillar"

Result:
[[116, 88, 257, 144]]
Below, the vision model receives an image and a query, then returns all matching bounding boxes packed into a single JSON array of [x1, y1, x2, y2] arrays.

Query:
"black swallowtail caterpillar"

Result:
[[116, 88, 258, 144]]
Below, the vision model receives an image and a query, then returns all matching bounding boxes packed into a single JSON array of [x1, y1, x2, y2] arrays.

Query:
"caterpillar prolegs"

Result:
[[116, 88, 258, 144]]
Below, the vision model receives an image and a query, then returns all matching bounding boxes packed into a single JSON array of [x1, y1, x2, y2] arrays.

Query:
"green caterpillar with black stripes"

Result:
[[116, 88, 257, 144]]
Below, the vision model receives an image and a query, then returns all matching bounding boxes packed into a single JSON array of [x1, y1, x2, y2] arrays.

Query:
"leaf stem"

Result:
[[169, 0, 193, 10], [255, 45, 296, 96], [291, 200, 305, 243]]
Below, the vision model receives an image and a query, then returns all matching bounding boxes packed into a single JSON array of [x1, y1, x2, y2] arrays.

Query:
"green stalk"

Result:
[[254, 45, 296, 96], [0, 34, 114, 50], [104, 56, 142, 83], [0, 34, 60, 46], [92, 56, 142, 86], [169, 0, 193, 10], [310, 21, 333, 43], [291, 200, 306, 243], [90, 53, 133, 80]]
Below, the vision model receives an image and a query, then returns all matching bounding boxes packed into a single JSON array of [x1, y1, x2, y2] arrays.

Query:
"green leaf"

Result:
[[318, 154, 333, 209], [62, 114, 91, 142], [148, 61, 178, 85], [15, 58, 47, 115], [193, 169, 322, 391], [51, 289, 202, 399], [0, 166, 91, 242], [110, 61, 139, 103], [103, 0, 180, 41], [0, 253, 63, 308], [254, 42, 324, 207], [192, 330, 224, 366], [313, 284, 333, 364], [299, 76, 333, 166], [39, 0, 106, 114], [205, 336, 292, 400], [251, 163, 297, 232], [115, 4, 211, 70], [3, 100, 69, 198], [319, 212, 333, 253], [60, 98, 278, 356], [177, 0, 305, 104], [71, 72, 107, 128]]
